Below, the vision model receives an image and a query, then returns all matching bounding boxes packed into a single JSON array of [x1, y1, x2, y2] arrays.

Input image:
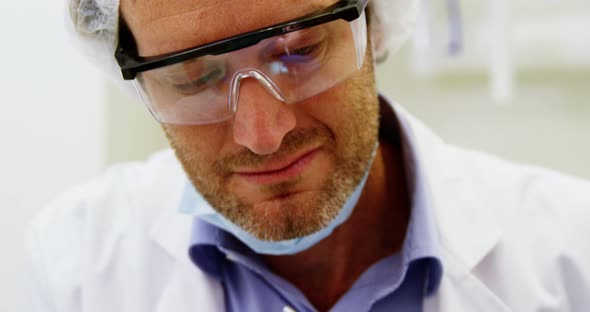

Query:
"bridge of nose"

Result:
[[229, 69, 297, 155], [229, 68, 287, 113]]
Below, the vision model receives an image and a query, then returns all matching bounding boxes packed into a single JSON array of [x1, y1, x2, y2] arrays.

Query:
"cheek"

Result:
[[302, 82, 346, 117], [163, 122, 235, 162], [297, 83, 361, 141]]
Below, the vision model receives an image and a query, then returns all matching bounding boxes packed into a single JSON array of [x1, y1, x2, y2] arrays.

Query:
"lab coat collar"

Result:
[[423, 248, 511, 312], [389, 101, 508, 311], [389, 101, 504, 272], [150, 185, 195, 267]]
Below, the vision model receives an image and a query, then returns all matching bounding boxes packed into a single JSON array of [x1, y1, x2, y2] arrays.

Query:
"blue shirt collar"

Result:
[[184, 95, 443, 293]]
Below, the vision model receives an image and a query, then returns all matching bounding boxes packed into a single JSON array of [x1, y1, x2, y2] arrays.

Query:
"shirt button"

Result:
[[283, 306, 297, 312]]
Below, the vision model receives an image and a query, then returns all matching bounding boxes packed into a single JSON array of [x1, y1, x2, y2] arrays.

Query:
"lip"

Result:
[[234, 148, 321, 185]]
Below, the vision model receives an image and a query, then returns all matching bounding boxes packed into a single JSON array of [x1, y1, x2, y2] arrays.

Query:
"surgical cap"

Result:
[[66, 0, 419, 93]]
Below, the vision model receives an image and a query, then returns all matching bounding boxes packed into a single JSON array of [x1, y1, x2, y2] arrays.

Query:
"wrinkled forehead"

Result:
[[120, 0, 335, 56]]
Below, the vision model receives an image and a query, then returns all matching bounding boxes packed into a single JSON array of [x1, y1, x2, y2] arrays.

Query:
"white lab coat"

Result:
[[25, 104, 590, 312]]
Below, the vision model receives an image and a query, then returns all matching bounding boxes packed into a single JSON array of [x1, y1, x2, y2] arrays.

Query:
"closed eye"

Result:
[[172, 66, 227, 95]]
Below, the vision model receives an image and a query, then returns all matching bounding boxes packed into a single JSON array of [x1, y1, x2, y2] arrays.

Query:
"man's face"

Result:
[[121, 0, 380, 241]]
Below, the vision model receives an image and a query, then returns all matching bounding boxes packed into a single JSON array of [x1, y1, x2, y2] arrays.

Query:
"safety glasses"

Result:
[[115, 0, 369, 125]]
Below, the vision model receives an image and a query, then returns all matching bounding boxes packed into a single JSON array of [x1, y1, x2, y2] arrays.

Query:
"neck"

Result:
[[262, 138, 411, 311]]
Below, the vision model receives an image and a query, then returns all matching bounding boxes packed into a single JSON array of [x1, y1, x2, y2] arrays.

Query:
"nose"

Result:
[[231, 77, 296, 155]]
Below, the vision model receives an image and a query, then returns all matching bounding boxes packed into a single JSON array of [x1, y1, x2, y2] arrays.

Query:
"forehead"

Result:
[[121, 0, 335, 56]]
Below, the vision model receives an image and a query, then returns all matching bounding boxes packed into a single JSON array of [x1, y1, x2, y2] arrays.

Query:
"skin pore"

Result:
[[121, 0, 411, 310]]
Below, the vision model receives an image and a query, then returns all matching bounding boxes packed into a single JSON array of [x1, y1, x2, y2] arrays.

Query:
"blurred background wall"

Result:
[[1, 1, 106, 310], [2, 0, 589, 310]]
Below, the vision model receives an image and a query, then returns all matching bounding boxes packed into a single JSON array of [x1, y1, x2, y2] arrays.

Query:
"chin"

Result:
[[245, 189, 335, 241]]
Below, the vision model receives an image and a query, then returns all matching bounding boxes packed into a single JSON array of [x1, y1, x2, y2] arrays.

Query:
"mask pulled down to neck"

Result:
[[179, 144, 378, 255]]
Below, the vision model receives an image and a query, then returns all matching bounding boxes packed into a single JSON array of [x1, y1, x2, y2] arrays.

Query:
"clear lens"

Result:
[[136, 13, 367, 125]]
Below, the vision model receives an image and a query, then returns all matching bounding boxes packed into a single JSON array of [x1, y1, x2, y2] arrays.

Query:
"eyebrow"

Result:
[[305, 1, 332, 13]]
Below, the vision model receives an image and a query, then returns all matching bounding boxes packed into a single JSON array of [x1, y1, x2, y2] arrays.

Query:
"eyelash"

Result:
[[275, 42, 320, 57], [174, 67, 226, 94]]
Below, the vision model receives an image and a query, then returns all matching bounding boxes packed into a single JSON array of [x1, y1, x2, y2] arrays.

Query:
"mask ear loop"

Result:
[[228, 68, 288, 114]]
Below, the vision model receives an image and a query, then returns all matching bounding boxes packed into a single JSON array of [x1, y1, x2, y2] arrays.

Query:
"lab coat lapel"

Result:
[[150, 195, 225, 312], [154, 262, 225, 312], [423, 249, 511, 312], [150, 203, 193, 266], [423, 172, 510, 312], [394, 103, 510, 311], [394, 103, 504, 266]]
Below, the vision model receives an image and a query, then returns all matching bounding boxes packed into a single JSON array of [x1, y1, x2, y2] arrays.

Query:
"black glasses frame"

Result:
[[115, 0, 368, 80]]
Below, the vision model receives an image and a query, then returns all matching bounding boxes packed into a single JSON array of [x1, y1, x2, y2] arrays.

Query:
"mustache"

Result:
[[213, 127, 332, 172]]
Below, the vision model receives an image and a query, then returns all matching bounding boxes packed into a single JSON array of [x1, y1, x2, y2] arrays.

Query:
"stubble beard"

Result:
[[167, 63, 380, 242]]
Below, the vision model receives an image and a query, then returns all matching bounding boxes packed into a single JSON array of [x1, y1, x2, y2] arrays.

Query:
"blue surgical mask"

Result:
[[179, 145, 377, 255]]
